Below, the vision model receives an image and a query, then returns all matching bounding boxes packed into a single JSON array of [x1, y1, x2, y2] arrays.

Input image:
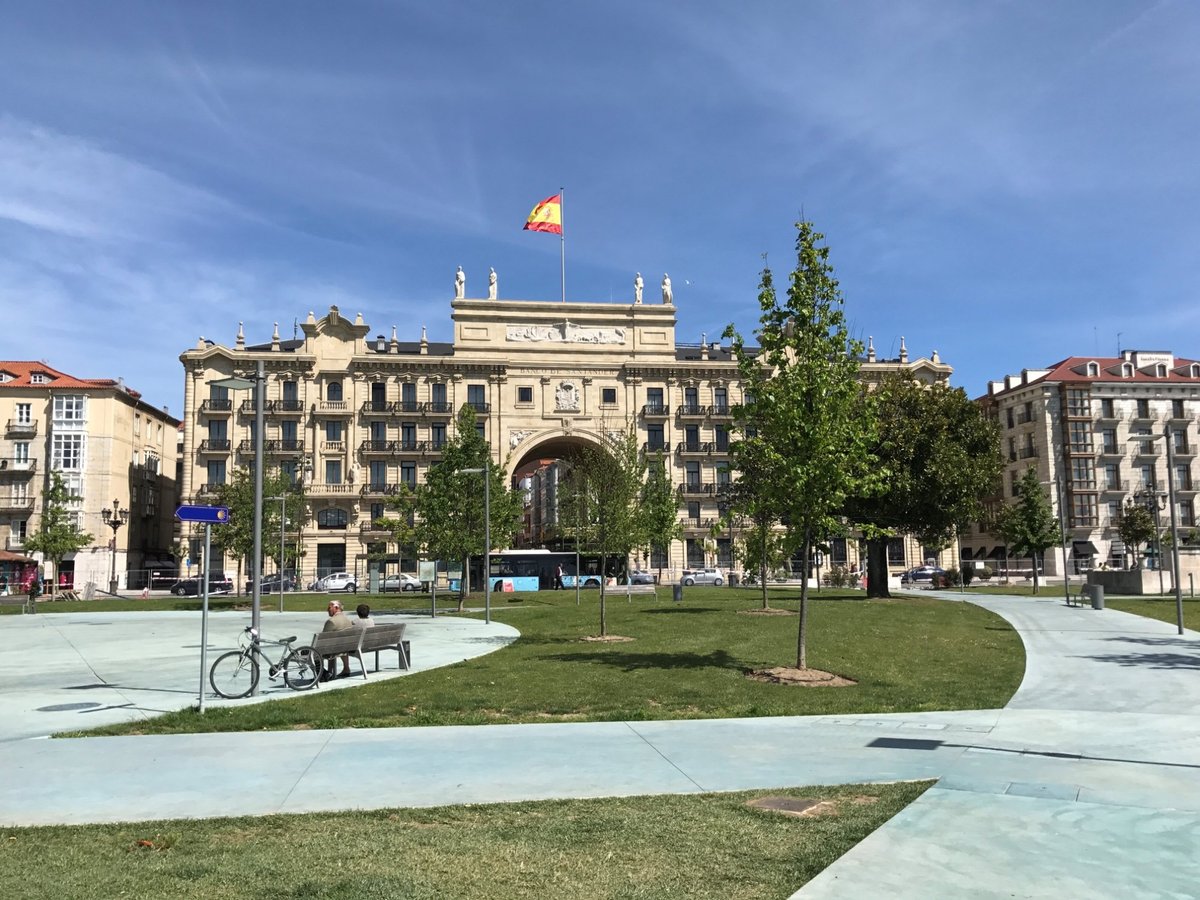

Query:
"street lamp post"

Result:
[[461, 462, 491, 625], [1052, 478, 1070, 607], [101, 500, 129, 595], [1129, 429, 1184, 635], [266, 495, 288, 613]]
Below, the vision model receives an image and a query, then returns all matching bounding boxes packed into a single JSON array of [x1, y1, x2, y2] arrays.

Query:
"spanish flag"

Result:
[[523, 194, 562, 234]]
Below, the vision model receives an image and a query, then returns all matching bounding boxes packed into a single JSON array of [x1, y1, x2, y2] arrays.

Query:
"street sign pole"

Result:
[[199, 523, 211, 714]]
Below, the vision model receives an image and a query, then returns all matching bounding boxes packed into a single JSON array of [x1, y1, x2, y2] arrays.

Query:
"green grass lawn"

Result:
[[81, 587, 1024, 736], [1106, 596, 1200, 631], [0, 782, 931, 900]]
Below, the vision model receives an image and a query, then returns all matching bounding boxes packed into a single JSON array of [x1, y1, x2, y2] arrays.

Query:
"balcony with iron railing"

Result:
[[1097, 444, 1123, 457], [1094, 409, 1125, 422], [1100, 480, 1129, 493], [361, 400, 395, 416], [198, 439, 231, 453], [677, 482, 716, 495], [462, 401, 490, 415], [271, 399, 305, 415], [1015, 410, 1037, 425], [677, 404, 707, 418], [642, 441, 671, 453], [641, 404, 670, 418], [1018, 446, 1038, 460], [0, 457, 37, 475], [264, 439, 304, 454], [676, 441, 713, 455], [4, 419, 38, 437], [360, 520, 394, 535], [1130, 409, 1159, 423], [427, 401, 454, 415], [199, 399, 233, 415], [711, 405, 733, 418], [679, 517, 717, 530], [0, 495, 34, 511], [359, 482, 406, 498], [1172, 442, 1196, 457]]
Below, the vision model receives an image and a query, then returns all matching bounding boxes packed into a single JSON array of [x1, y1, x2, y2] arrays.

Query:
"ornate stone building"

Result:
[[178, 287, 952, 583]]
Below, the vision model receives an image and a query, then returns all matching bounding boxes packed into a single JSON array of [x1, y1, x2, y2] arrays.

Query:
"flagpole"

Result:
[[559, 186, 566, 303]]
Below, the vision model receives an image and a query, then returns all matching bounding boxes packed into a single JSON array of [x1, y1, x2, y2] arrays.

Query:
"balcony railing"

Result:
[[359, 483, 405, 497], [1016, 411, 1037, 424], [199, 399, 233, 414], [427, 401, 454, 415], [677, 441, 713, 455], [0, 495, 34, 511], [198, 439, 231, 453], [642, 404, 670, 418], [711, 405, 733, 417], [1018, 447, 1037, 460], [361, 400, 394, 415], [0, 458, 37, 474], [360, 521, 394, 535], [678, 482, 715, 495], [463, 401, 490, 415], [677, 404, 706, 417], [195, 483, 220, 495], [643, 441, 671, 453], [307, 483, 357, 495], [271, 399, 305, 414], [1100, 481, 1129, 493], [314, 400, 353, 415], [321, 441, 346, 453], [264, 439, 304, 454], [4, 419, 38, 437]]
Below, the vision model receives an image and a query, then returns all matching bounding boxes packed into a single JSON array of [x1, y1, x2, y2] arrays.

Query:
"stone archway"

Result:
[[506, 429, 612, 552]]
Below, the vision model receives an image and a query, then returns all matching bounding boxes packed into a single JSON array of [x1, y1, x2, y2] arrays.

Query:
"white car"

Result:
[[310, 572, 358, 593], [680, 568, 725, 586], [382, 573, 422, 592]]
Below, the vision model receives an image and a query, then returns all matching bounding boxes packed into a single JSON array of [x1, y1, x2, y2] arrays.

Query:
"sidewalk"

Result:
[[1, 594, 1197, 897]]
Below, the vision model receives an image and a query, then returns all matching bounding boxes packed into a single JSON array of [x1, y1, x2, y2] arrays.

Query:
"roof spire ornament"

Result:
[[235, 321, 245, 350], [899, 336, 908, 364], [867, 336, 876, 363]]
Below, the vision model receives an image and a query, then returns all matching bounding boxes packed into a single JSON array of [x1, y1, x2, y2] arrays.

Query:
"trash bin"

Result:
[[672, 584, 683, 603], [1089, 584, 1104, 610]]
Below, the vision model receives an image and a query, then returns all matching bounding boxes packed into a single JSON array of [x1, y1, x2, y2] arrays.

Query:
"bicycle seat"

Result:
[[281, 635, 297, 644]]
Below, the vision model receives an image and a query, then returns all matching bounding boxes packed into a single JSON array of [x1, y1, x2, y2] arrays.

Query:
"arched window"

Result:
[[1191, 364, 1200, 378], [317, 508, 348, 530], [1156, 364, 1167, 378], [1086, 362, 1099, 376], [1122, 363, 1134, 377], [327, 381, 343, 401]]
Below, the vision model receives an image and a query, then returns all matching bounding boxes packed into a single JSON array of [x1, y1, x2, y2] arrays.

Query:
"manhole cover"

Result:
[[745, 796, 824, 816], [37, 702, 102, 712]]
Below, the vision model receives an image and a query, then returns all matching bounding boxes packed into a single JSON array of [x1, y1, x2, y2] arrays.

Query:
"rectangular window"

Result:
[[370, 502, 385, 522], [646, 424, 665, 451], [714, 387, 728, 412], [686, 501, 700, 521], [15, 402, 31, 424], [207, 459, 227, 486], [830, 537, 848, 564], [1176, 464, 1192, 491], [1140, 463, 1155, 488], [401, 423, 417, 447], [887, 538, 905, 566], [325, 420, 342, 442], [1066, 389, 1090, 417], [475, 422, 485, 439], [602, 387, 617, 405], [52, 434, 84, 471], [14, 442, 29, 464], [369, 461, 388, 487], [1136, 398, 1150, 418], [716, 538, 732, 567], [402, 382, 417, 407], [1179, 499, 1196, 527], [517, 386, 533, 404], [1106, 500, 1121, 526], [651, 545, 667, 568], [1174, 430, 1189, 454], [279, 459, 297, 485], [685, 461, 701, 486], [282, 381, 298, 403], [467, 384, 486, 410], [715, 462, 731, 485], [685, 539, 704, 567], [53, 395, 86, 427], [1104, 463, 1120, 489], [369, 421, 387, 443], [715, 426, 730, 452], [1071, 458, 1095, 489], [431, 423, 447, 448], [1068, 422, 1092, 453], [401, 462, 416, 486], [1173, 399, 1185, 418], [684, 386, 699, 408], [432, 383, 447, 405], [1071, 494, 1098, 527], [646, 387, 664, 410], [325, 460, 342, 484], [684, 424, 700, 450], [1100, 398, 1115, 418], [1101, 428, 1117, 454]]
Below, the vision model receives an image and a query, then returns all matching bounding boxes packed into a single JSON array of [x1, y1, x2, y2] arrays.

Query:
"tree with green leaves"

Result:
[[559, 427, 645, 636], [1119, 500, 1156, 569], [725, 221, 877, 669], [211, 467, 306, 594], [637, 451, 680, 584], [383, 406, 522, 611], [995, 468, 1059, 594], [23, 471, 94, 598], [844, 374, 1002, 598], [718, 438, 791, 609]]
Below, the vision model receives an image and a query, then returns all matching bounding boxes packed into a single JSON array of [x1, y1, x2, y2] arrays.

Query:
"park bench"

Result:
[[311, 622, 409, 682]]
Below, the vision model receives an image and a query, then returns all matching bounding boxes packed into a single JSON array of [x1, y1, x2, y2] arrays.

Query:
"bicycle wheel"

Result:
[[209, 649, 260, 699], [283, 647, 321, 691]]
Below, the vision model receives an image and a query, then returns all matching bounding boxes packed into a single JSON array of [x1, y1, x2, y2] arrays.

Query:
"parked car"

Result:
[[628, 570, 656, 585], [381, 573, 422, 592], [900, 565, 946, 585], [309, 572, 358, 593], [169, 576, 233, 597], [244, 574, 298, 594], [680, 568, 725, 586]]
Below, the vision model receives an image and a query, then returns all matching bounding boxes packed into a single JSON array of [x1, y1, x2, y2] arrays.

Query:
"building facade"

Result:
[[968, 350, 1200, 579], [0, 362, 181, 591], [178, 290, 952, 583]]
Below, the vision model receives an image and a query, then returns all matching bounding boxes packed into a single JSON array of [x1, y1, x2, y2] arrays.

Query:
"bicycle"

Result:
[[208, 626, 322, 699]]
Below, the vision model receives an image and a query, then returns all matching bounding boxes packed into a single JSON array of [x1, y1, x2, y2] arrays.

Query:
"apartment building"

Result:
[[177, 288, 951, 582], [969, 350, 1200, 577], [0, 362, 181, 590]]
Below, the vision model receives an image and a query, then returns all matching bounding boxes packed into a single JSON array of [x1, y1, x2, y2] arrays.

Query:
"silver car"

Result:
[[680, 568, 725, 586], [311, 572, 358, 593]]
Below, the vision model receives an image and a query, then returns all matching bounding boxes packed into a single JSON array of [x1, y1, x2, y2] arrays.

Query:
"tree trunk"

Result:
[[1031, 554, 1040, 595], [866, 536, 891, 598], [796, 526, 811, 669], [457, 555, 468, 612], [760, 526, 770, 609]]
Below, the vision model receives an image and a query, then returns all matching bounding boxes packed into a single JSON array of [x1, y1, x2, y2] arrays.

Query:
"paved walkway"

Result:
[[1, 594, 1197, 898]]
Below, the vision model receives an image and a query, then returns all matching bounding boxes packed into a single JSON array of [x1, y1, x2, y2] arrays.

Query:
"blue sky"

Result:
[[2, 1, 1197, 413]]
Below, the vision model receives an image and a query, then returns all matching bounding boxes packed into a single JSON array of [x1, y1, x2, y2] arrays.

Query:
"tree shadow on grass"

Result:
[[544, 649, 742, 672], [639, 607, 722, 614]]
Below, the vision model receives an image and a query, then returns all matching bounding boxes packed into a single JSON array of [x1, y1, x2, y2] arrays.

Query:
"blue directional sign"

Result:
[[175, 505, 230, 524]]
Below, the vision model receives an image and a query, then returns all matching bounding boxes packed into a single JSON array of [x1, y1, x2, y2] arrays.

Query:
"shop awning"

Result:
[[1073, 541, 1100, 556], [0, 549, 33, 563]]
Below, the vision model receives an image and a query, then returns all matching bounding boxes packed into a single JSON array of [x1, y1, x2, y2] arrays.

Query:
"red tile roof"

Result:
[[0, 361, 140, 398], [986, 354, 1200, 399]]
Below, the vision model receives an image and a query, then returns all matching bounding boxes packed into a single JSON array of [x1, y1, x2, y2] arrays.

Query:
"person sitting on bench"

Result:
[[322, 599, 353, 680]]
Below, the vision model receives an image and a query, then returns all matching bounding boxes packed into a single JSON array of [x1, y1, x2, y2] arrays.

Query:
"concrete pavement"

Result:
[[1, 593, 1198, 898]]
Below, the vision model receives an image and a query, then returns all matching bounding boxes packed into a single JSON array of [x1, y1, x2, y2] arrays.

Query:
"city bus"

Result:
[[467, 549, 626, 592]]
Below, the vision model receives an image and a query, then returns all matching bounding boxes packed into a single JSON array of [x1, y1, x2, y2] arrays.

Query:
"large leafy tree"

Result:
[[995, 468, 1059, 594], [211, 467, 306, 593], [725, 221, 877, 669], [637, 451, 680, 584], [23, 471, 94, 597], [384, 406, 522, 610], [1118, 500, 1156, 569], [844, 374, 1002, 598], [559, 428, 645, 636]]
